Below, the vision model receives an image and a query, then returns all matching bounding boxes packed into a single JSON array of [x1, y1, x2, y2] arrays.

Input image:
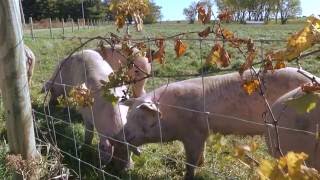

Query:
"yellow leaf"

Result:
[[242, 79, 260, 95], [285, 152, 308, 176], [274, 61, 286, 69], [205, 43, 231, 68], [286, 93, 320, 114], [258, 159, 286, 180], [258, 159, 275, 180], [216, 28, 235, 41]]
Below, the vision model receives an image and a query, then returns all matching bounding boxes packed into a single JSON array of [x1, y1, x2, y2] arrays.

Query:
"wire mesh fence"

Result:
[[14, 23, 320, 179]]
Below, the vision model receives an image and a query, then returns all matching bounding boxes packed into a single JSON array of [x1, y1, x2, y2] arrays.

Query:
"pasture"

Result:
[[0, 20, 319, 179]]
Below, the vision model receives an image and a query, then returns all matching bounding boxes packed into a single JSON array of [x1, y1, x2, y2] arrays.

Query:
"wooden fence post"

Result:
[[49, 18, 53, 39], [62, 18, 65, 37], [0, 0, 39, 179], [71, 19, 74, 33], [29, 17, 34, 40], [77, 18, 80, 31]]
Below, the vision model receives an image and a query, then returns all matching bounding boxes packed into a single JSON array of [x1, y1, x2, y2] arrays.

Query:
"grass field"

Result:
[[1, 20, 319, 179]]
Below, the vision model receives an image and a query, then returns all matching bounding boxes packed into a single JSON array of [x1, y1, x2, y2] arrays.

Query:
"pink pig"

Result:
[[111, 67, 314, 179]]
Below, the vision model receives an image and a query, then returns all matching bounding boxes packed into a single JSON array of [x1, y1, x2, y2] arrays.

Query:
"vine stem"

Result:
[[250, 67, 284, 156]]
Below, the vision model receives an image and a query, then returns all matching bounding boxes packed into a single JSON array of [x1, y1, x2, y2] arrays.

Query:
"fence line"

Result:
[[23, 28, 320, 179]]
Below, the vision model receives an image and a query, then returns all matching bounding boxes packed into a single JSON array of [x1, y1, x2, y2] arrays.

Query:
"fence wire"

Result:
[[20, 27, 320, 179]]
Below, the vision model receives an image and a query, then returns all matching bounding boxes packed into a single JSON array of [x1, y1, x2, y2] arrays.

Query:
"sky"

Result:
[[153, 0, 320, 21]]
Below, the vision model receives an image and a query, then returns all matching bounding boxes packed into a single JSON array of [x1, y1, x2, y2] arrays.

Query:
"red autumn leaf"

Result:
[[204, 7, 212, 24], [239, 50, 257, 75], [218, 9, 233, 22], [301, 83, 320, 93], [198, 26, 211, 38], [155, 38, 165, 48], [174, 39, 187, 58], [263, 55, 274, 72], [153, 47, 165, 64], [197, 5, 211, 24], [197, 6, 206, 23]]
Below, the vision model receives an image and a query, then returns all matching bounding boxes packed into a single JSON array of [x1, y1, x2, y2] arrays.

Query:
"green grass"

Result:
[[0, 20, 319, 179]]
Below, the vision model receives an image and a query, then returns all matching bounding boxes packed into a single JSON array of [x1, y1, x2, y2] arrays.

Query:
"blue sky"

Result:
[[154, 0, 319, 21]]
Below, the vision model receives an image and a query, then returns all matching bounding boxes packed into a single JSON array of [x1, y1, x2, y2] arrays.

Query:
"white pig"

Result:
[[111, 67, 314, 179], [25, 45, 36, 85], [43, 50, 129, 165], [96, 44, 151, 97], [265, 87, 320, 170]]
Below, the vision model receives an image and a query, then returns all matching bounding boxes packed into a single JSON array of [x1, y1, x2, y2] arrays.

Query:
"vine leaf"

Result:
[[217, 9, 233, 22], [197, 4, 211, 24], [205, 43, 231, 68], [109, 0, 149, 32], [286, 92, 320, 114], [274, 61, 286, 69], [301, 83, 320, 93], [174, 39, 187, 58], [153, 47, 165, 64], [115, 15, 126, 31], [239, 50, 257, 75], [242, 79, 260, 95], [266, 16, 320, 63], [57, 85, 94, 108], [101, 68, 131, 106], [216, 27, 235, 41], [152, 38, 166, 64], [198, 26, 211, 38], [258, 152, 319, 179], [234, 141, 258, 159]]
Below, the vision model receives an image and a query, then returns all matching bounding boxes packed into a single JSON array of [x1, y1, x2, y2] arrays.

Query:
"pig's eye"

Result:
[[135, 70, 139, 74]]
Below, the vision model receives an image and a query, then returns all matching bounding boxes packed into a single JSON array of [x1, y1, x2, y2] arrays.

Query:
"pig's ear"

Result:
[[137, 102, 161, 114], [122, 98, 137, 107]]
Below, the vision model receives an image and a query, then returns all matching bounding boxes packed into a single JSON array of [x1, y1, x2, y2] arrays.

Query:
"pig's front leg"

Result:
[[182, 135, 206, 180], [84, 120, 94, 145], [80, 108, 94, 145]]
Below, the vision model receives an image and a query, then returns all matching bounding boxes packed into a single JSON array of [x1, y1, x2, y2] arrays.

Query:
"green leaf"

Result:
[[285, 93, 320, 114]]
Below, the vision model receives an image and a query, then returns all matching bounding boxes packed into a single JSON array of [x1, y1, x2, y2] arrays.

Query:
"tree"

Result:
[[214, 0, 301, 24], [278, 0, 301, 24], [183, 1, 198, 24], [143, 1, 162, 24], [22, 0, 107, 21]]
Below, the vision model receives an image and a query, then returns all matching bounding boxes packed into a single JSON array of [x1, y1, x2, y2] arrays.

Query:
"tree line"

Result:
[[216, 0, 301, 24], [184, 0, 302, 24], [21, 0, 162, 24]]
